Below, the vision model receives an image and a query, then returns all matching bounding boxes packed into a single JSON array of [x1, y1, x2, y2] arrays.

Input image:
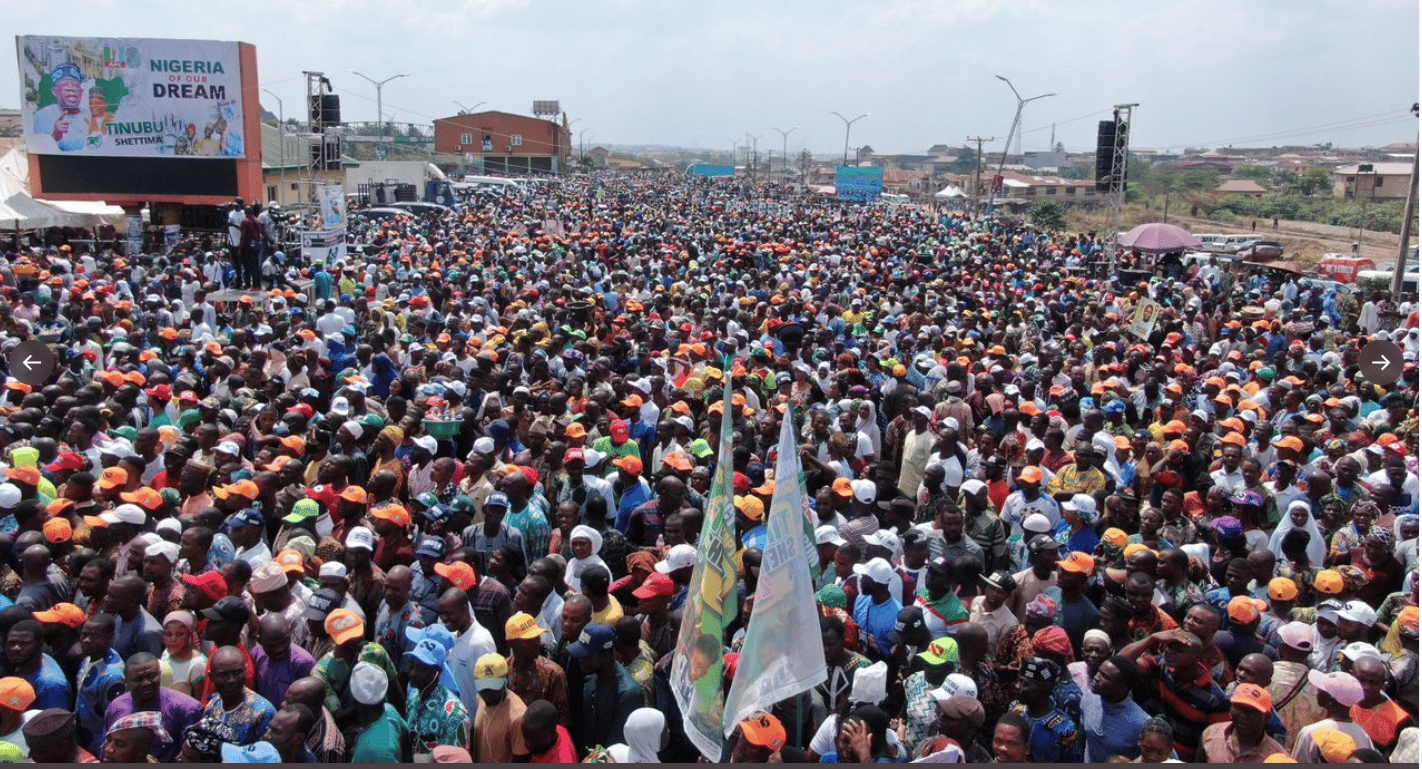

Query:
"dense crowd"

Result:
[[0, 172, 1413, 763]]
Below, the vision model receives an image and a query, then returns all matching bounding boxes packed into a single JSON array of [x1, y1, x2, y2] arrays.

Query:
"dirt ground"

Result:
[[1067, 206, 1416, 272]]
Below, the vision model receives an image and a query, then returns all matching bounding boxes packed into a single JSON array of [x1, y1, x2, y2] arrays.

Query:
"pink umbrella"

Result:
[[1116, 223, 1203, 253]]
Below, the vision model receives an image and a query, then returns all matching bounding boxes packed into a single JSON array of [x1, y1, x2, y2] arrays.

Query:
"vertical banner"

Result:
[[316, 183, 346, 231], [670, 372, 741, 759], [303, 184, 347, 263], [723, 408, 828, 733], [125, 214, 142, 257]]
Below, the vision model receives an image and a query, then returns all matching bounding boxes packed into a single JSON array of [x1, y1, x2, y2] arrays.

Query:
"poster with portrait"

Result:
[[17, 35, 243, 158]]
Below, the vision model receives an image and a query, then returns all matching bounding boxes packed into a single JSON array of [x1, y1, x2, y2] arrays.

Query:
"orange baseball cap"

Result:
[[663, 452, 694, 473], [434, 561, 478, 591], [612, 455, 643, 475], [564, 423, 587, 439], [32, 603, 86, 629], [1271, 436, 1304, 451], [1231, 682, 1273, 714], [119, 487, 164, 511], [1163, 420, 1187, 435], [1315, 569, 1345, 595], [3, 466, 40, 487], [279, 435, 307, 453], [42, 518, 72, 544], [276, 549, 305, 574], [620, 394, 643, 408], [739, 712, 786, 751], [339, 486, 368, 504], [831, 478, 853, 498], [1268, 577, 1300, 601], [215, 479, 259, 500], [1057, 551, 1096, 575], [371, 503, 412, 527], [0, 678, 35, 712], [1228, 595, 1266, 624], [1017, 466, 1043, 484], [735, 495, 765, 522], [1220, 432, 1247, 447], [324, 609, 365, 646], [96, 467, 128, 491]]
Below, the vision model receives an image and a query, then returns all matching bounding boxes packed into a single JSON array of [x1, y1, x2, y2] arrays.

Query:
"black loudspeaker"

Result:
[[1095, 120, 1116, 192], [310, 139, 341, 170], [308, 94, 341, 127]]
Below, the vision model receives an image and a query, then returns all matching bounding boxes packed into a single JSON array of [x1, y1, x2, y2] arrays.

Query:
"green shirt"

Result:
[[351, 703, 410, 763], [313, 642, 399, 714]]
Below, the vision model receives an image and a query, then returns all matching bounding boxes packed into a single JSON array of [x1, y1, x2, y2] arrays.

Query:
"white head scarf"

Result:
[[608, 708, 665, 763], [563, 524, 606, 592], [1268, 500, 1327, 566]]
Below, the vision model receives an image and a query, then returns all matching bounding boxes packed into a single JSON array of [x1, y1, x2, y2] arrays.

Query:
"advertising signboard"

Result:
[[18, 35, 244, 159]]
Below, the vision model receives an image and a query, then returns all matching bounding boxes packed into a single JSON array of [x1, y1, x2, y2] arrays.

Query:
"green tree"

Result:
[[1288, 168, 1333, 197], [1028, 202, 1067, 231], [1233, 166, 1275, 184], [946, 145, 979, 175]]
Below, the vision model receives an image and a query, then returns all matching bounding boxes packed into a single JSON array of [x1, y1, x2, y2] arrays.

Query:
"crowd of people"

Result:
[[0, 172, 1413, 763]]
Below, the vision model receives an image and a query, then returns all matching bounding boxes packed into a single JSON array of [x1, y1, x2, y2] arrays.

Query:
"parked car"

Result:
[[1240, 241, 1284, 259], [353, 207, 410, 221], [386, 201, 454, 217], [1193, 233, 1229, 252]]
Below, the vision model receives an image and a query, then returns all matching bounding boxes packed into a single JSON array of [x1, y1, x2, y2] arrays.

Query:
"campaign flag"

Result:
[[723, 408, 828, 734], [670, 371, 741, 759]]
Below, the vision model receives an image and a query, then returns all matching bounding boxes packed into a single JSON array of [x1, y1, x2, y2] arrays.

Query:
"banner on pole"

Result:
[[723, 409, 828, 733], [670, 373, 741, 760]]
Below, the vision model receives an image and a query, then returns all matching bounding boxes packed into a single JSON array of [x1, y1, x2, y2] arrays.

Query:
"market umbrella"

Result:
[[1116, 222, 1202, 253]]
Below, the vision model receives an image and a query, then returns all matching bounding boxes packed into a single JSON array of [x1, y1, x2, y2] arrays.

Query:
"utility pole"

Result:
[[773, 126, 799, 176], [966, 135, 995, 208], [986, 76, 1056, 212], [1392, 103, 1419, 296], [747, 133, 762, 181], [830, 111, 869, 167]]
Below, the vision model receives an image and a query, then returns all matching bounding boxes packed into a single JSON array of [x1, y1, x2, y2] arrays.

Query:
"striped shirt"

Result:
[[1138, 655, 1230, 762]]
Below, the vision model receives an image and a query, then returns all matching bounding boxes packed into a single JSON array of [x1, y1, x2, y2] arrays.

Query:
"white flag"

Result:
[[722, 408, 828, 734]]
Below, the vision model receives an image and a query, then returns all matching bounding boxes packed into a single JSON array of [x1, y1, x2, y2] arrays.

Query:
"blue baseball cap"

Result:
[[51, 63, 82, 83], [221, 742, 281, 764], [484, 492, 510, 509], [415, 536, 448, 559], [567, 623, 616, 659], [227, 508, 264, 529], [409, 637, 447, 667], [1103, 400, 1127, 415], [406, 623, 455, 653], [421, 504, 452, 524]]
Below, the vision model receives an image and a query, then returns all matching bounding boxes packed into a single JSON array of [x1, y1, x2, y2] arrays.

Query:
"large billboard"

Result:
[[18, 35, 244, 159], [836, 166, 883, 202]]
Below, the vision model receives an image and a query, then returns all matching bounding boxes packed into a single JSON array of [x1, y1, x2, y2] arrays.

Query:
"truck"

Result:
[[345, 161, 452, 207], [1317, 254, 1376, 283]]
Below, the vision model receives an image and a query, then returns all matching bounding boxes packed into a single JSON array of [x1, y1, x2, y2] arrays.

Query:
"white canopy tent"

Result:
[[0, 147, 125, 229], [933, 184, 966, 198]]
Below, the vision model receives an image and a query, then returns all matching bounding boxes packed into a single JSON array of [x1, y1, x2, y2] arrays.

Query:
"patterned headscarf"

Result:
[[162, 610, 200, 654], [207, 532, 236, 571], [816, 584, 848, 610], [1031, 626, 1075, 663], [1025, 594, 1058, 622], [379, 425, 405, 444], [1366, 526, 1396, 551], [1211, 515, 1244, 541], [107, 711, 170, 745], [181, 717, 238, 761]]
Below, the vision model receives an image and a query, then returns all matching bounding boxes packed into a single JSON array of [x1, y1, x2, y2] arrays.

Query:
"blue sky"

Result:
[[8, 0, 1419, 156]]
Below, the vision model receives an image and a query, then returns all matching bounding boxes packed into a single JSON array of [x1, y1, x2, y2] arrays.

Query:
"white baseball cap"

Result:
[[851, 479, 877, 505], [959, 479, 987, 496], [853, 557, 895, 586], [932, 672, 979, 703], [345, 526, 375, 552], [815, 525, 847, 546], [319, 561, 349, 580], [655, 544, 697, 574]]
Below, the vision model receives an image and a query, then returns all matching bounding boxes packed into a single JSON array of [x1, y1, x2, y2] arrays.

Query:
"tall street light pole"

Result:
[[262, 88, 285, 205], [352, 71, 407, 157], [986, 76, 1056, 211], [773, 126, 798, 175], [453, 100, 485, 115], [830, 111, 869, 167]]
